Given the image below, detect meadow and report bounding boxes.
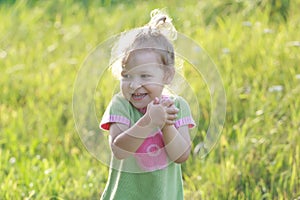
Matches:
[0,0,299,199]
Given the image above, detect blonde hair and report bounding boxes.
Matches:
[110,9,177,79]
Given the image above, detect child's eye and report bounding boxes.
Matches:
[121,74,130,78]
[141,74,151,78]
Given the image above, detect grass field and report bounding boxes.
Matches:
[1,0,299,199]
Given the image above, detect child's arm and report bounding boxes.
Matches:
[159,98,191,163]
[109,98,171,160]
[109,115,154,160]
[162,125,191,163]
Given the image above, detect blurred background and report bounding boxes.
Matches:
[0,0,299,199]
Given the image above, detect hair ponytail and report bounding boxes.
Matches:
[110,9,177,79]
[147,9,177,41]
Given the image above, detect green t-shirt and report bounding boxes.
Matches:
[100,93,195,200]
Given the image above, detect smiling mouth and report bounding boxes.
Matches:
[132,93,147,101]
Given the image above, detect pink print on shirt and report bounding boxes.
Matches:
[135,131,168,171]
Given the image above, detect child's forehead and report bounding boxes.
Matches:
[124,50,164,68]
[122,62,163,73]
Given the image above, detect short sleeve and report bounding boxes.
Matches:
[174,96,196,129]
[100,94,131,130]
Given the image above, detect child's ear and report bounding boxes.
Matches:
[163,66,175,84]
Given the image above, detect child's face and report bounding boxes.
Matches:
[121,50,170,109]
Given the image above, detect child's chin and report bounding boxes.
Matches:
[132,104,145,109]
[130,101,148,109]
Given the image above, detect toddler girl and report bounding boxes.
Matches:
[100,9,195,200]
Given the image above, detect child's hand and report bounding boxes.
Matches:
[146,97,167,128]
[146,97,179,128]
[160,98,179,126]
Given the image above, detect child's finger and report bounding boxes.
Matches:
[166,106,179,114]
[165,120,175,125]
[166,116,177,123]
[153,97,160,104]
[160,98,174,107]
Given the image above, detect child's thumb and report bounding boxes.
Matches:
[153,97,160,104]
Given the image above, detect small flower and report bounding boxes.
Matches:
[251,138,258,144]
[86,169,93,178]
[296,74,300,80]
[286,41,300,47]
[255,110,264,116]
[67,58,78,65]
[47,43,57,52]
[9,157,16,164]
[0,49,7,59]
[263,28,274,34]
[242,21,252,27]
[268,85,283,92]
[44,168,52,175]
[222,48,230,54]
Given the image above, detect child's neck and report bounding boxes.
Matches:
[137,106,147,114]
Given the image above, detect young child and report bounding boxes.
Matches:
[100,9,195,200]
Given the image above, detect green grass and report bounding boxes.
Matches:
[1,0,299,199]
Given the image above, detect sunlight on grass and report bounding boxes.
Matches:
[0,0,299,199]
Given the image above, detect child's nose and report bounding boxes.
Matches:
[129,81,141,90]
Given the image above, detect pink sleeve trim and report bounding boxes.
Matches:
[174,117,195,129]
[100,115,130,130]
